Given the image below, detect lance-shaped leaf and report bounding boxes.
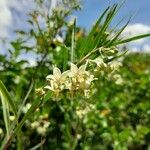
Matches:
[1,97,41,150]
[0,80,17,117]
[0,94,10,137]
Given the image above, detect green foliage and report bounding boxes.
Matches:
[0,81,17,117]
[0,0,150,149]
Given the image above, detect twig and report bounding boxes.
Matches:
[77,48,100,66]
[30,139,46,150]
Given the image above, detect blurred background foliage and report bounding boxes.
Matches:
[0,0,150,149]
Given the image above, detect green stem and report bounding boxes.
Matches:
[72,138,78,150]
[77,48,99,66]
[71,18,76,63]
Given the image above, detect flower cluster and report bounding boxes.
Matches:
[89,57,121,73]
[76,104,96,119]
[21,103,50,136]
[30,114,50,136]
[44,63,95,98]
[37,47,123,99]
[89,57,123,84]
[99,46,118,56]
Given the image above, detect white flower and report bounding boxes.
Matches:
[43,121,50,128]
[31,116,50,135]
[46,67,69,83]
[76,134,82,140]
[99,47,118,56]
[35,88,45,97]
[69,63,87,77]
[69,63,88,86]
[22,103,31,113]
[9,115,15,121]
[31,121,40,129]
[69,63,88,83]
[36,120,50,136]
[39,113,49,119]
[112,74,124,85]
[67,63,95,96]
[37,126,46,136]
[67,63,86,90]
[108,61,122,72]
[45,66,69,96]
[44,63,96,98]
[83,89,90,98]
[89,57,107,70]
[76,104,95,119]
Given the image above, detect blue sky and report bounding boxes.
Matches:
[0,0,150,62]
[73,0,150,52]
[75,0,150,28]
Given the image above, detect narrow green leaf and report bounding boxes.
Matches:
[0,80,17,118]
[0,96,10,137]
[15,98,41,134]
[1,98,41,149]
[89,6,110,36]
[105,20,130,46]
[71,18,76,63]
[114,33,150,45]
[88,4,118,50]
[17,80,34,117]
[79,6,110,56]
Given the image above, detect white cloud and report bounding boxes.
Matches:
[130,47,139,52]
[130,44,150,53]
[142,44,150,53]
[50,0,58,10]
[0,0,58,39]
[8,0,33,12]
[121,23,150,53]
[0,0,31,38]
[121,23,150,44]
[0,0,12,38]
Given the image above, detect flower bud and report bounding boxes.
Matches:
[35,88,45,97]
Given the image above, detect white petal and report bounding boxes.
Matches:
[44,86,53,90]
[70,63,78,75]
[90,57,104,67]
[78,64,86,74]
[61,70,69,80]
[53,67,61,79]
[46,75,55,80]
[50,80,56,89]
[78,77,84,83]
